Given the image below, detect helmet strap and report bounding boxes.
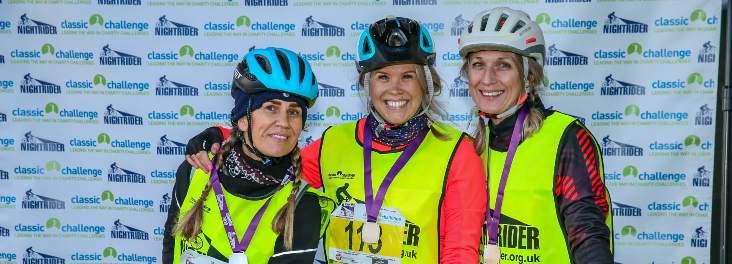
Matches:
[242,97,273,166]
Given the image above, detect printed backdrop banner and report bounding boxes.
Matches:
[0,0,723,263]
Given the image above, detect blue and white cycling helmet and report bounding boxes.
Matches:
[232,47,318,107]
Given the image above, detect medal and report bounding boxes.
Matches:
[484,107,527,264]
[483,244,500,264]
[362,121,427,246]
[228,253,248,264]
[362,221,381,243]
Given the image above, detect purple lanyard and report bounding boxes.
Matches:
[209,157,293,253]
[486,107,528,245]
[363,122,427,223]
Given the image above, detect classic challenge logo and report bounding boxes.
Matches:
[65,74,150,96]
[61,14,149,36]
[70,191,155,212]
[147,45,239,67]
[147,105,230,126]
[535,13,598,34]
[10,43,94,65]
[650,72,715,96]
[594,42,692,65]
[11,102,98,124]
[13,160,103,182]
[590,104,688,126]
[654,9,719,33]
[203,15,296,37]
[69,132,151,154]
[605,165,688,188]
[14,217,105,239]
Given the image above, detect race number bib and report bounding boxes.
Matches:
[327,203,405,264]
[180,249,227,264]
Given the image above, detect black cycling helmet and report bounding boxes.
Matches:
[356,16,436,73]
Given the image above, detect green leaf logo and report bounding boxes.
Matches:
[325,106,341,118]
[621,225,637,236]
[103,247,117,258]
[41,43,55,55]
[626,43,642,55]
[622,165,638,177]
[624,104,640,116]
[326,46,341,58]
[682,196,699,208]
[89,14,104,26]
[101,190,114,201]
[45,217,61,229]
[179,105,195,117]
[45,102,59,114]
[687,72,703,85]
[45,160,61,172]
[690,9,707,23]
[684,135,701,147]
[681,256,697,264]
[97,133,111,144]
[236,16,251,27]
[179,45,194,57]
[542,76,549,88]
[93,74,107,86]
[535,13,551,25]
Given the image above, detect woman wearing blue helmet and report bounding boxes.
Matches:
[162,47,333,264]
[183,17,487,263]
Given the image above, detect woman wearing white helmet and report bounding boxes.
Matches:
[459,7,613,264]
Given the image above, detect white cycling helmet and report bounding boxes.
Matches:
[459,7,545,67]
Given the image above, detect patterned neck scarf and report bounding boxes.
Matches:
[219,143,292,197]
[366,113,430,147]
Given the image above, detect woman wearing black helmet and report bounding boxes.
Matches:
[162,47,333,264]
[183,17,487,263]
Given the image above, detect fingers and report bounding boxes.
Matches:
[211,143,220,154]
[195,151,213,173]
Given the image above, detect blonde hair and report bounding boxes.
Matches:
[460,53,545,154]
[358,64,451,140]
[174,125,304,250]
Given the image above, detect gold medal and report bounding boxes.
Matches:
[361,221,381,244]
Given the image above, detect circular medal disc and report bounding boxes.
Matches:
[228,252,248,264]
[484,244,500,264]
[362,221,381,244]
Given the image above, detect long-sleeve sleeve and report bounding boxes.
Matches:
[554,122,613,263]
[162,161,193,264]
[439,137,487,264]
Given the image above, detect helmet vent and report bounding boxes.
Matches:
[480,14,490,31]
[255,55,272,75]
[297,56,307,83]
[467,22,473,33]
[495,13,509,31]
[510,20,526,33]
[274,50,291,79]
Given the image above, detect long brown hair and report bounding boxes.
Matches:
[460,53,545,154]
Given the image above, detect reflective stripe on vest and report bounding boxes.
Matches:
[319,120,464,263]
[482,112,613,263]
[173,167,292,264]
